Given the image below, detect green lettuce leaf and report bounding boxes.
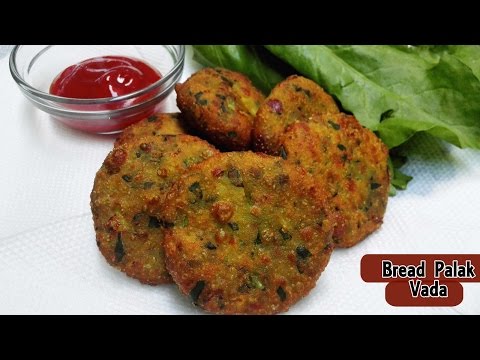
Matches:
[428,45,480,81]
[388,154,413,196]
[192,45,284,94]
[190,45,480,193]
[265,45,480,150]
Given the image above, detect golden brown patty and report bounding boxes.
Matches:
[114,113,187,147]
[175,68,265,151]
[253,75,339,154]
[90,135,218,285]
[161,152,334,314]
[279,113,390,248]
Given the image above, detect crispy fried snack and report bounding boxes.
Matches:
[91,135,218,284]
[253,75,339,154]
[279,114,389,247]
[114,113,187,147]
[161,152,334,314]
[176,68,265,151]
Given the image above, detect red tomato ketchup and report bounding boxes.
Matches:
[49,56,162,133]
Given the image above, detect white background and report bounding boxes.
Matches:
[0,45,479,314]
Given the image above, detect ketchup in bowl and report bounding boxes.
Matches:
[49,56,162,133]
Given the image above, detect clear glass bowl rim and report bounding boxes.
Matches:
[9,45,186,105]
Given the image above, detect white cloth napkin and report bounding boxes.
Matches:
[1,46,479,314]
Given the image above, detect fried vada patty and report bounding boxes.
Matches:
[175,68,265,151]
[253,75,339,154]
[279,114,389,248]
[114,113,187,147]
[161,152,335,314]
[90,134,218,285]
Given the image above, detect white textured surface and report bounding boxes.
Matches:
[0,46,479,314]
[0,45,13,59]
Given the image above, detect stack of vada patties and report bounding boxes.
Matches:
[90,67,389,314]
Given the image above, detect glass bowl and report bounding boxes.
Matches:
[9,45,185,134]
